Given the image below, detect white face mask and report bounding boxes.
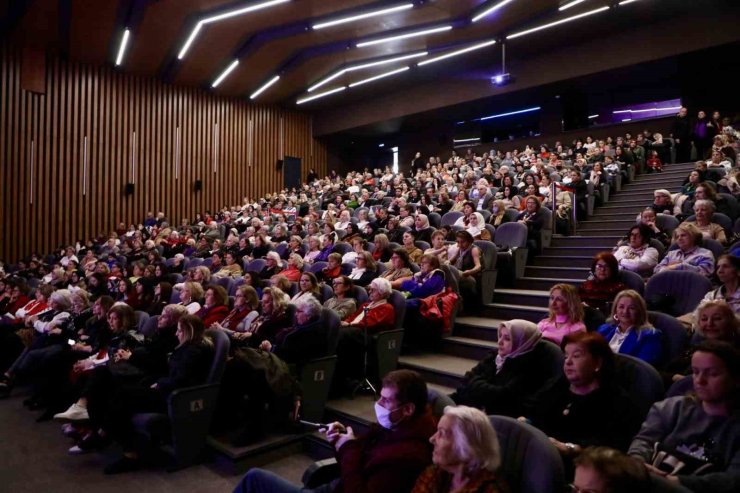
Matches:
[374,402,401,430]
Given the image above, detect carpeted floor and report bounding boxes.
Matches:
[0,389,313,493]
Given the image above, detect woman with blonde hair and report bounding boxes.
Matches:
[412,405,507,493]
[538,284,586,345]
[653,222,714,277]
[597,289,662,365]
[488,200,509,228]
[372,233,393,263]
[178,281,203,314]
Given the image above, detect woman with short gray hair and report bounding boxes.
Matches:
[412,405,507,492]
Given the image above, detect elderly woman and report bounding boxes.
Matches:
[281,253,303,282]
[342,237,367,265]
[687,199,727,244]
[291,272,321,303]
[613,224,660,276]
[317,252,342,284]
[381,249,414,289]
[579,253,628,313]
[539,284,587,345]
[653,222,715,277]
[372,233,393,263]
[213,251,243,279]
[303,235,322,265]
[178,281,203,314]
[259,251,284,280]
[402,231,424,265]
[662,299,739,387]
[412,405,508,493]
[638,208,671,247]
[466,212,491,241]
[196,285,229,327]
[681,182,733,218]
[702,254,740,313]
[451,319,555,416]
[526,332,643,457]
[629,341,740,492]
[323,276,357,320]
[348,251,378,287]
[212,285,260,339]
[233,287,292,348]
[597,290,662,365]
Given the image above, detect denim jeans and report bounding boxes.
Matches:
[232,468,336,493]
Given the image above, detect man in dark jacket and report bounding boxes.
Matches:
[233,369,436,493]
[670,107,692,163]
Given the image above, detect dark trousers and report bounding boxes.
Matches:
[102,384,167,452]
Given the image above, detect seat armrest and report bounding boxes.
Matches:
[302,458,340,488]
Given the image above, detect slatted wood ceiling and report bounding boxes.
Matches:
[0,45,327,262]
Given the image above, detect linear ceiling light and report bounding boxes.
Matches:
[211,60,240,88]
[348,66,410,88]
[478,106,541,121]
[559,0,588,11]
[308,51,427,93]
[250,75,281,99]
[313,3,414,30]
[506,5,610,40]
[115,29,131,66]
[588,114,599,119]
[356,25,452,48]
[296,86,346,105]
[453,137,481,143]
[618,0,640,5]
[417,39,496,66]
[472,0,515,23]
[177,0,291,60]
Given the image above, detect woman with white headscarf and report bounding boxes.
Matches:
[450,319,553,416]
[466,212,491,241]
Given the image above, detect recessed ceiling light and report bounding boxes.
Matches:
[313,3,414,30]
[178,0,291,60]
[348,66,410,88]
[250,75,281,99]
[115,29,131,66]
[472,0,515,23]
[211,60,240,88]
[296,86,346,105]
[506,6,610,40]
[417,39,497,66]
[356,25,452,48]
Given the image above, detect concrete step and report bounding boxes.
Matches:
[621,185,681,193]
[453,316,504,340]
[598,197,653,206]
[542,246,609,257]
[579,219,636,231]
[524,265,590,279]
[593,205,646,215]
[550,235,619,248]
[577,228,629,236]
[398,353,477,388]
[531,255,595,267]
[513,277,582,291]
[485,302,549,322]
[493,288,550,306]
[441,336,497,360]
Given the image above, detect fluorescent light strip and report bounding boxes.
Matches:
[613,106,681,114]
[559,0,587,11]
[212,60,240,88]
[308,51,427,93]
[418,39,496,66]
[356,25,452,48]
[349,66,410,88]
[250,75,280,99]
[472,0,515,23]
[588,114,599,119]
[453,137,481,143]
[115,29,131,66]
[178,0,291,60]
[296,86,346,105]
[479,106,541,121]
[506,5,610,40]
[618,0,639,5]
[622,118,632,122]
[313,3,414,30]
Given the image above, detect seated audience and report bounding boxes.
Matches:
[613,224,660,276]
[196,285,229,327]
[323,276,357,320]
[424,230,451,264]
[402,231,424,265]
[653,223,715,277]
[281,253,303,282]
[380,249,414,289]
[539,284,587,345]
[211,285,260,338]
[573,447,650,493]
[579,253,628,313]
[178,281,203,314]
[686,199,727,244]
[702,254,740,313]
[597,290,663,365]
[449,231,483,314]
[348,251,378,287]
[291,272,321,303]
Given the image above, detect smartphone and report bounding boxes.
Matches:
[67,339,76,346]
[299,420,330,430]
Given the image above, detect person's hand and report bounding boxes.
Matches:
[340,321,350,327]
[323,421,347,444]
[259,340,272,352]
[672,373,685,382]
[116,349,132,362]
[49,328,62,335]
[643,463,668,477]
[333,426,356,450]
[210,322,223,331]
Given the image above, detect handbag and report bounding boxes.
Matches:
[419,287,459,334]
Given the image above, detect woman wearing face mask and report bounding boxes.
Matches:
[538,284,587,345]
[488,200,510,228]
[412,405,508,493]
[452,319,555,417]
[525,332,643,460]
[628,341,740,492]
[597,290,662,365]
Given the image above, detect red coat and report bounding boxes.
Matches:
[343,301,395,334]
[335,410,437,493]
[198,304,229,327]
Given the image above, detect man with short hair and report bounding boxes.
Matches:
[233,369,435,493]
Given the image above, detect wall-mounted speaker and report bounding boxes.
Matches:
[124,183,135,195]
[276,159,284,171]
[194,179,202,192]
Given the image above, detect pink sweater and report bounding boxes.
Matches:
[537,315,586,345]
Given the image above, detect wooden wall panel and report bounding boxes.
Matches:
[0,46,327,262]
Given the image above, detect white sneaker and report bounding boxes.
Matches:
[68,445,90,455]
[53,403,89,422]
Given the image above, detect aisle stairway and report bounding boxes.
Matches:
[396,160,697,393]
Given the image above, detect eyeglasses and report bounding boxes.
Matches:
[332,282,344,287]
[594,263,609,270]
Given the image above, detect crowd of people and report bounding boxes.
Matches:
[0,108,738,489]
